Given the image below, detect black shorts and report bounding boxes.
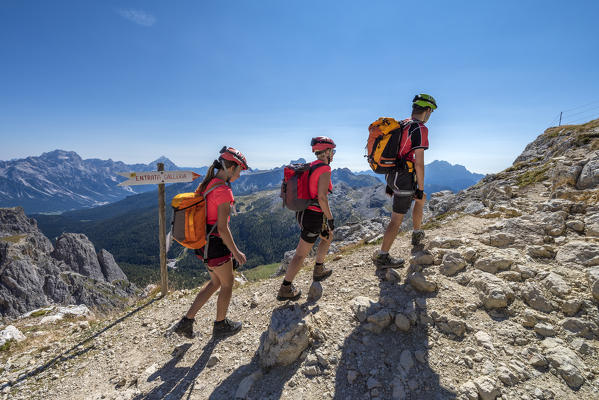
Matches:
[386,170,416,214]
[194,227,233,270]
[296,209,326,244]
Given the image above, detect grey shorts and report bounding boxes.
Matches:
[386,170,416,214]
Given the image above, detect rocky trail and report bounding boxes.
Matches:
[1,120,599,399]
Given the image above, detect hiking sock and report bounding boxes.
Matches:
[282,280,292,286]
[214,319,224,325]
[377,251,388,256]
[315,262,324,267]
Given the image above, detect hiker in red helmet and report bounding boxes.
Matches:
[174,146,249,338]
[373,94,437,268]
[277,137,336,300]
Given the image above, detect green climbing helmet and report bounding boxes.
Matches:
[412,93,437,110]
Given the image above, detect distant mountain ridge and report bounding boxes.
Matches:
[357,160,485,194]
[0,150,210,214]
[1,150,481,214]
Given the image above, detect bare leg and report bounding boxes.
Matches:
[315,235,332,264]
[381,212,405,252]
[284,239,313,282]
[185,271,221,319]
[412,195,426,230]
[211,260,235,321]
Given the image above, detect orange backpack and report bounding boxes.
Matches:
[170,182,226,249]
[366,117,411,173]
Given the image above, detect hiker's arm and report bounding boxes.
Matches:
[414,148,426,200]
[317,172,333,220]
[217,202,246,265]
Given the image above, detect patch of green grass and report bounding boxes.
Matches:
[243,263,280,282]
[0,339,14,352]
[29,309,52,318]
[0,234,26,243]
[575,132,599,146]
[516,163,550,187]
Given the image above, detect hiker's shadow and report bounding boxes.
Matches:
[209,302,320,400]
[333,263,457,399]
[134,337,221,400]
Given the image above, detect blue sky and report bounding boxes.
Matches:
[1,1,599,174]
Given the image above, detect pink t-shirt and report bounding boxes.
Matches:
[307,160,332,212]
[204,178,234,225]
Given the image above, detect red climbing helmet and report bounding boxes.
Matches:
[219,146,249,170]
[311,136,336,152]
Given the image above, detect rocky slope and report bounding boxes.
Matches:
[0,207,136,318]
[1,120,598,400]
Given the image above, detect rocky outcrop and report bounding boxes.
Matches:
[0,207,135,318]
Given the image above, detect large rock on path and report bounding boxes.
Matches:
[258,305,314,369]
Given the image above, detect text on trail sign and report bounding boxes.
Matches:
[117,170,200,186]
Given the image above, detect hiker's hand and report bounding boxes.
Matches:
[233,250,246,266]
[414,189,426,201]
[320,230,333,242]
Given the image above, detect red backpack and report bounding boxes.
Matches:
[280,162,327,211]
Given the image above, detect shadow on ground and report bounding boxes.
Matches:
[333,262,457,399]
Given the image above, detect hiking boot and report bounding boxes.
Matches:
[372,251,405,269]
[277,283,302,301]
[313,263,332,282]
[173,316,194,339]
[213,318,242,338]
[412,230,425,246]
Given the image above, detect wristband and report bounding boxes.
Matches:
[327,218,334,231]
[414,189,424,200]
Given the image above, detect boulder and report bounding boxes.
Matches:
[566,220,585,232]
[470,271,515,309]
[542,272,570,298]
[407,271,437,293]
[410,250,434,266]
[474,256,513,274]
[52,233,105,281]
[585,213,599,237]
[521,282,553,313]
[542,338,587,389]
[258,305,313,368]
[0,325,26,346]
[541,211,567,236]
[439,252,467,276]
[307,282,323,302]
[351,296,376,322]
[487,232,515,247]
[576,153,599,189]
[587,267,599,302]
[556,241,599,268]
[474,376,500,400]
[527,245,555,259]
[552,164,582,188]
[97,249,127,282]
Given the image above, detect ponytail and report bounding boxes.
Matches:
[196,163,218,194]
[195,158,238,193]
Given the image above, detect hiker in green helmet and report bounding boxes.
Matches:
[373,94,437,268]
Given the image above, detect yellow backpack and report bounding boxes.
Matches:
[366,117,410,173]
[170,182,225,249]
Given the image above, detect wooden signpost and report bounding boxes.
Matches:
[118,164,200,296]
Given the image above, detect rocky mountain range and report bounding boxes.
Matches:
[0,207,136,318]
[0,150,191,213]
[1,151,482,214]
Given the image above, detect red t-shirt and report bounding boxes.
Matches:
[307,160,332,212]
[397,119,429,163]
[204,178,234,225]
